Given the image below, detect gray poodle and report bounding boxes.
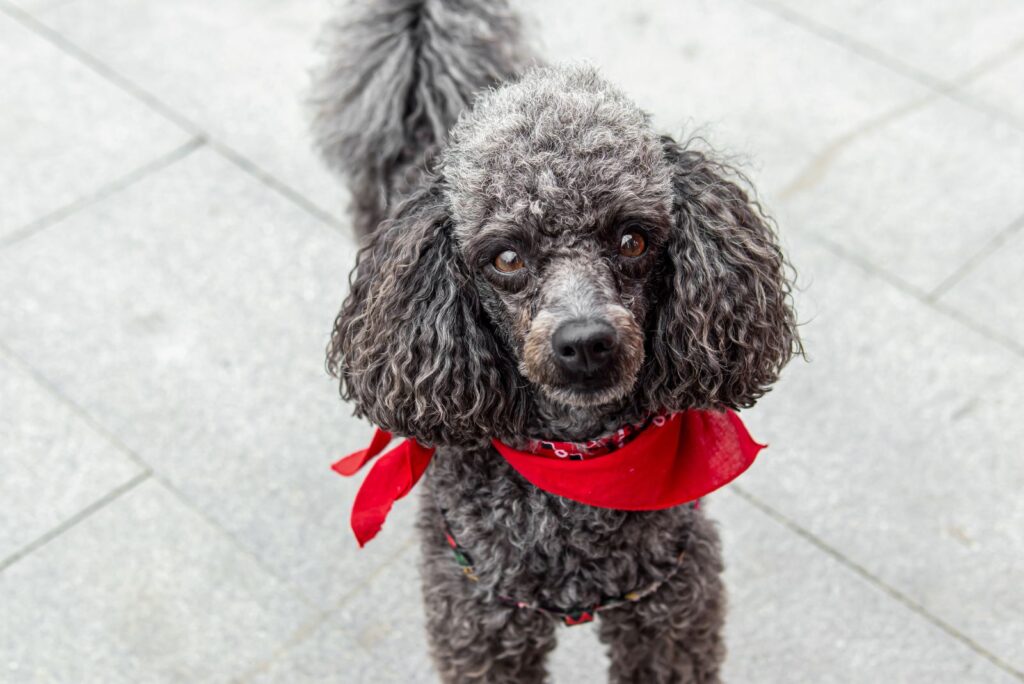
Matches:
[312,1,799,681]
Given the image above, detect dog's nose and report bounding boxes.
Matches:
[552,319,617,377]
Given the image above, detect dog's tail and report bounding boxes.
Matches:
[311,0,534,237]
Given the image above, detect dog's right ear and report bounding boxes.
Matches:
[328,176,528,446]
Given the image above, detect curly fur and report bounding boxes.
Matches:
[640,139,799,412]
[326,180,531,446]
[313,2,800,681]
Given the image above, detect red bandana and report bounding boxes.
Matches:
[333,409,763,547]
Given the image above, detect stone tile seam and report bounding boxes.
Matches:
[928,298,1024,358]
[739,0,943,88]
[745,0,1024,144]
[208,138,344,231]
[938,38,1024,139]
[0,0,200,135]
[927,212,1024,303]
[0,0,345,237]
[0,470,152,573]
[0,340,151,473]
[729,486,1024,681]
[777,91,936,201]
[150,475,320,612]
[230,536,418,684]
[0,136,207,251]
[796,228,1024,359]
[947,87,1024,138]
[0,341,316,609]
[774,29,1024,203]
[742,0,1024,102]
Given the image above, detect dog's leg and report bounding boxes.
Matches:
[417,492,557,684]
[420,547,557,683]
[597,518,727,684]
[598,570,726,684]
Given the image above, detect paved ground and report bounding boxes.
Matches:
[1,0,1022,682]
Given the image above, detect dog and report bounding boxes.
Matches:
[312,1,799,681]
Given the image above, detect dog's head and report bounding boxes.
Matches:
[329,65,798,445]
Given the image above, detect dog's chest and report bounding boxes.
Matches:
[423,445,702,610]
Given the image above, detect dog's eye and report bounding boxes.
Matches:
[618,230,647,258]
[493,249,526,273]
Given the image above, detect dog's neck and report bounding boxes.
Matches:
[525,392,648,444]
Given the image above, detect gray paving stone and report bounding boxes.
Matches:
[245,491,1014,683]
[0,12,190,241]
[518,0,929,197]
[244,545,431,684]
[0,479,312,683]
[760,0,1024,82]
[713,491,1019,683]
[0,148,413,606]
[0,350,142,563]
[738,233,1024,672]
[962,50,1024,128]
[38,0,344,219]
[778,94,1024,293]
[937,226,1024,346]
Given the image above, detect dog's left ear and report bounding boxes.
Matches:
[642,137,800,410]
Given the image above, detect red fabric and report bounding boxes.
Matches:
[332,430,434,547]
[565,611,594,625]
[492,410,762,510]
[332,409,763,545]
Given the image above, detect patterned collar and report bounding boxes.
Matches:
[523,413,665,461]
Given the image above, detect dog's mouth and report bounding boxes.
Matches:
[541,375,638,408]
